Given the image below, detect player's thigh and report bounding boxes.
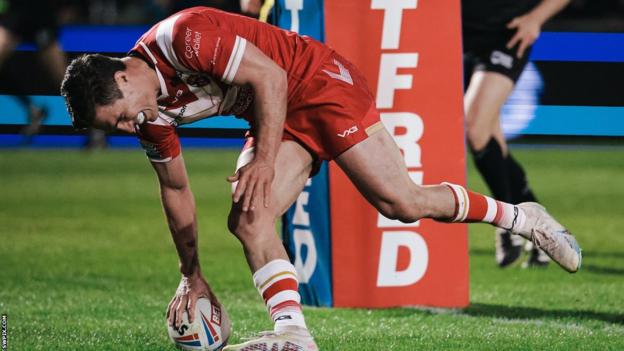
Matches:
[464,71,514,147]
[334,128,416,209]
[232,139,313,217]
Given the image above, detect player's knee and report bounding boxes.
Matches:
[465,112,494,150]
[226,209,273,245]
[466,127,491,151]
[227,211,251,242]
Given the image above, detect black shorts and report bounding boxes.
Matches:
[462,28,532,88]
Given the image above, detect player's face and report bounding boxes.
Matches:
[93,73,159,133]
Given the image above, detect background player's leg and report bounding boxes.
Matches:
[0,26,18,67]
[465,70,548,267]
[227,140,316,339]
[465,71,513,152]
[465,71,515,205]
[465,71,521,266]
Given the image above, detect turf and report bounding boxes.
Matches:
[1,147,623,350]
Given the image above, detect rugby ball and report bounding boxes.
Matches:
[167,298,231,351]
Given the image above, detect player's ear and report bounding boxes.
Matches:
[114,71,129,87]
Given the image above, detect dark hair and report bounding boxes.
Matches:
[60,54,126,129]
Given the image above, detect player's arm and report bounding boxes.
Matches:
[168,15,286,210]
[506,0,570,58]
[225,43,288,212]
[151,155,213,328]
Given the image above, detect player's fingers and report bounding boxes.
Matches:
[517,41,528,58]
[506,17,519,29]
[226,171,239,183]
[233,174,248,204]
[175,295,188,328]
[263,180,271,208]
[166,297,174,319]
[167,296,178,325]
[506,34,520,50]
[251,182,263,211]
[187,297,197,324]
[243,178,256,211]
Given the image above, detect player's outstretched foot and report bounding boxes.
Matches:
[495,228,524,267]
[224,326,318,351]
[522,241,550,268]
[513,202,582,273]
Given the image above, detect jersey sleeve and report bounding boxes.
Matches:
[137,122,181,163]
[165,13,247,84]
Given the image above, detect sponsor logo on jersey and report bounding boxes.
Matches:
[174,105,188,124]
[211,37,222,66]
[184,26,202,59]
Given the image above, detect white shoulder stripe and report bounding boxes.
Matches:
[139,42,158,64]
[155,14,189,73]
[139,42,169,96]
[222,36,247,83]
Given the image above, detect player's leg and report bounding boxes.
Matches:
[0,26,18,67]
[464,71,513,203]
[225,139,318,351]
[335,127,581,273]
[38,41,67,84]
[465,70,525,266]
[466,70,549,267]
[491,120,550,267]
[465,70,513,153]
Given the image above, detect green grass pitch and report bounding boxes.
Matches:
[1,147,623,350]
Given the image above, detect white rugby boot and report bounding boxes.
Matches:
[224,326,318,351]
[512,202,582,273]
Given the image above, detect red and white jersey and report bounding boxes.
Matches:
[131,7,332,162]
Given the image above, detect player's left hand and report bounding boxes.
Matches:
[506,14,542,59]
[227,157,275,211]
[167,274,213,329]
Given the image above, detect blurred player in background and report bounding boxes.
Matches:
[60,7,581,350]
[0,0,66,142]
[0,0,108,148]
[462,0,570,268]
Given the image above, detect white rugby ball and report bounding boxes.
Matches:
[167,298,231,351]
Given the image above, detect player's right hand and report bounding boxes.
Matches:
[506,13,542,58]
[166,274,213,329]
[227,157,275,212]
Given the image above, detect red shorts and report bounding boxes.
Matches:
[284,52,382,160]
[245,51,383,163]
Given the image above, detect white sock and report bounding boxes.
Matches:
[253,259,307,332]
